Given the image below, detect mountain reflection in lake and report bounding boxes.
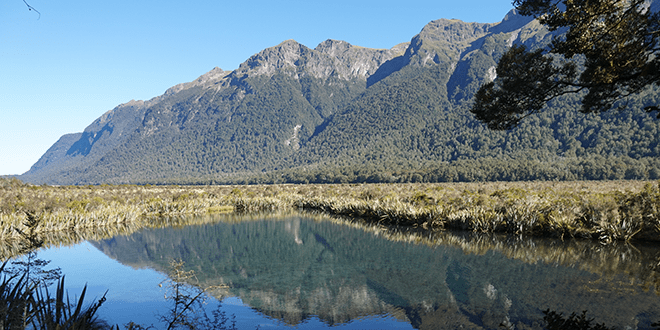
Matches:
[47,214,660,329]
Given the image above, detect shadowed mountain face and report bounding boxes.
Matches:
[91,215,660,329]
[21,5,660,185]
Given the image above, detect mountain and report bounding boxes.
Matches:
[21,8,660,185]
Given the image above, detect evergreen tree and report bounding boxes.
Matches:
[471,0,660,129]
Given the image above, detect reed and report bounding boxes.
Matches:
[0,262,36,329]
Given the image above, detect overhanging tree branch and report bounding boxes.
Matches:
[23,0,40,19]
[471,0,660,129]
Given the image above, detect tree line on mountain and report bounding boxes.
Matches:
[132,155,658,185]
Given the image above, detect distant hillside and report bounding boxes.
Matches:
[21,8,660,185]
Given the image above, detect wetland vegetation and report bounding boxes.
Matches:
[1,178,659,258]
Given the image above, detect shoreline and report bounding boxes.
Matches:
[1,179,659,257]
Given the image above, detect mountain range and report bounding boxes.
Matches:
[20,8,660,185]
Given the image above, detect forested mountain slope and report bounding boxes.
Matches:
[20,8,660,185]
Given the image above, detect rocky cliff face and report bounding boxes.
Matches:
[163,67,228,96]
[229,39,408,82]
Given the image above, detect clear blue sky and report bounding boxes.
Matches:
[0,0,514,176]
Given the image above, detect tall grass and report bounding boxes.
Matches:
[0,241,108,330]
[293,181,660,243]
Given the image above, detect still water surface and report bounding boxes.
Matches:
[34,214,660,329]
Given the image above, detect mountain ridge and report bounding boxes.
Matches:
[20,7,660,185]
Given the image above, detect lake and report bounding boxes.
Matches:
[25,213,660,329]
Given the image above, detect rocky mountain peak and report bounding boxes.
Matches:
[193,67,226,85]
[488,8,535,35]
[315,39,409,79]
[405,19,492,66]
[231,38,406,81]
[314,39,353,57]
[236,39,311,77]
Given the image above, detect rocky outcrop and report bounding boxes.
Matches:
[314,39,408,79]
[163,67,228,96]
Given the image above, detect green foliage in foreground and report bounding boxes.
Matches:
[0,212,108,330]
[472,0,660,129]
[0,257,238,330]
[32,277,108,330]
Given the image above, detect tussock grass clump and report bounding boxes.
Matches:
[295,197,445,229]
[291,181,660,243]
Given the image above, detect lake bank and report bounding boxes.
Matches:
[1,179,659,258]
